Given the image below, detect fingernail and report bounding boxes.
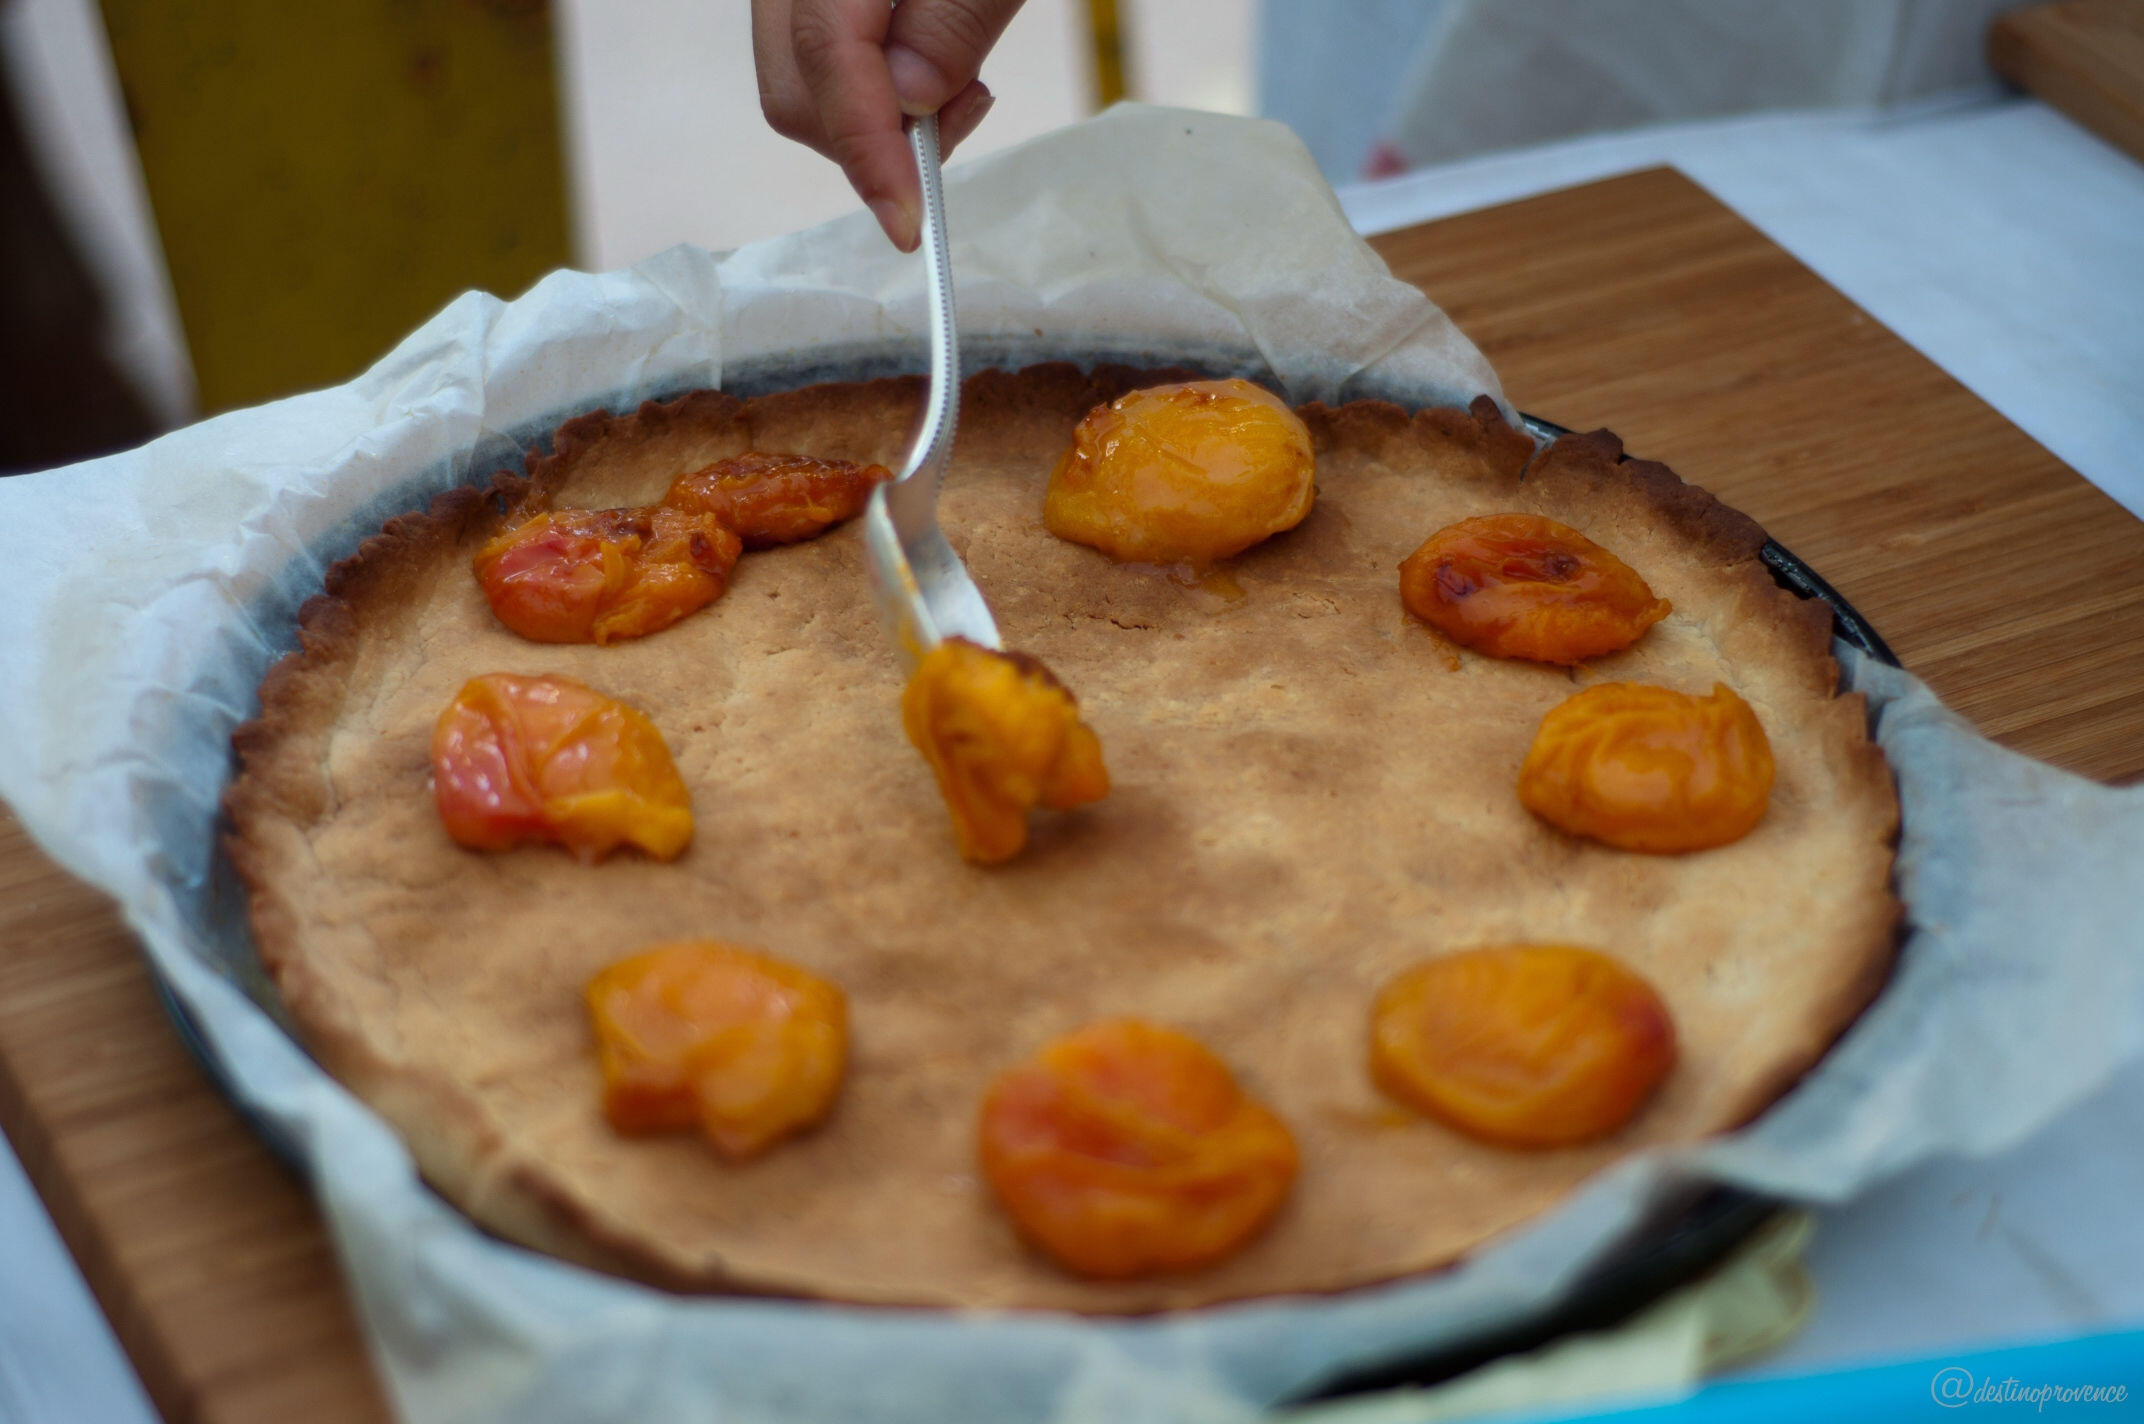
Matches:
[871,197,918,252]
[944,90,994,151]
[885,44,943,115]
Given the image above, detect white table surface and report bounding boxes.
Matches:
[5,93,2143,1423]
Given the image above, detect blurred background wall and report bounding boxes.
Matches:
[1,0,2015,472]
[0,0,1253,469]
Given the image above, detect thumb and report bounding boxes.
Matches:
[883,0,1026,116]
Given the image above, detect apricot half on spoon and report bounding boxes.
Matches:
[979,1018,1299,1278]
[901,638,1109,865]
[1371,946,1677,1148]
[1400,513,1669,664]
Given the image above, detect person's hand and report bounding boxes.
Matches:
[754,0,1025,252]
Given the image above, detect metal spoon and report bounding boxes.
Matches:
[861,112,1002,665]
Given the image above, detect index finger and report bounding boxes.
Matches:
[791,0,922,250]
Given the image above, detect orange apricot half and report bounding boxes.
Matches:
[1044,378,1315,569]
[472,505,742,645]
[1371,946,1677,1148]
[663,452,888,549]
[1519,682,1775,853]
[1399,513,1669,664]
[979,1019,1299,1278]
[431,672,691,862]
[587,941,846,1159]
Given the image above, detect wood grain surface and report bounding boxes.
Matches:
[1373,168,2144,786]
[1990,0,2144,165]
[0,811,391,1424]
[1,167,2139,1424]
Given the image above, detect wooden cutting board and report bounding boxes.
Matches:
[1990,0,2144,166]
[2,167,2140,1424]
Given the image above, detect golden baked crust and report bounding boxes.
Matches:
[225,364,1898,1311]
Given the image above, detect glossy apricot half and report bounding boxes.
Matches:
[1519,682,1775,853]
[1399,513,1669,664]
[472,505,742,645]
[1371,946,1677,1148]
[663,452,889,549]
[901,638,1109,864]
[1044,378,1315,568]
[431,672,692,862]
[979,1018,1299,1278]
[587,941,846,1159]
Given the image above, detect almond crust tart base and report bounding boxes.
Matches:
[225,364,1899,1313]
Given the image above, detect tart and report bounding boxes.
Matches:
[224,364,1898,1312]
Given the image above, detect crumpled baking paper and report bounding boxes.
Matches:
[1290,1214,1817,1424]
[0,105,2139,1424]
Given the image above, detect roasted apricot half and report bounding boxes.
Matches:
[431,672,692,862]
[979,1018,1299,1278]
[587,941,846,1159]
[1519,682,1775,853]
[663,452,888,549]
[1371,946,1677,1148]
[1044,378,1315,568]
[901,638,1109,864]
[472,505,742,645]
[1399,513,1669,664]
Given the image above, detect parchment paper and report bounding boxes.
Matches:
[1,106,2139,1424]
